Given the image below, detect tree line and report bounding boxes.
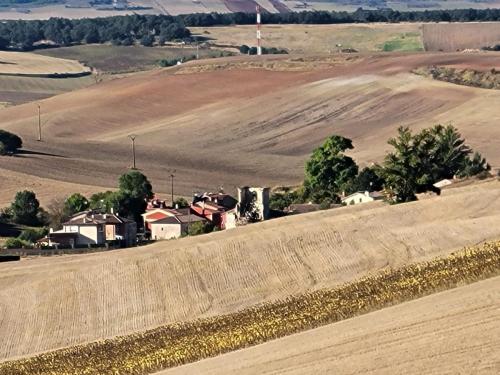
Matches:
[271,124,491,210]
[0,15,190,51]
[3,8,500,51]
[179,8,500,26]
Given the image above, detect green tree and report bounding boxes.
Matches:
[304,135,358,202]
[10,190,40,225]
[117,171,154,224]
[140,34,154,47]
[0,129,22,154]
[381,125,490,203]
[64,193,89,216]
[380,127,421,203]
[459,151,490,177]
[119,171,153,199]
[173,197,189,208]
[345,166,385,194]
[89,191,119,212]
[18,228,48,243]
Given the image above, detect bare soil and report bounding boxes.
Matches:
[1,52,500,205]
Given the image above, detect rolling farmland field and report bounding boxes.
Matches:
[190,23,424,53]
[1,52,500,205]
[35,44,228,74]
[0,51,94,106]
[163,275,500,375]
[0,179,499,361]
[422,22,500,51]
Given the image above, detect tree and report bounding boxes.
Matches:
[381,125,490,203]
[239,44,250,54]
[47,197,68,230]
[0,35,8,50]
[89,191,119,212]
[117,171,154,224]
[0,129,22,155]
[10,190,40,225]
[304,135,358,202]
[119,171,153,199]
[64,193,89,216]
[459,151,490,177]
[173,197,189,208]
[345,166,385,194]
[140,34,154,47]
[380,127,422,203]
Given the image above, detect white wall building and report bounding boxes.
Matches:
[341,191,384,206]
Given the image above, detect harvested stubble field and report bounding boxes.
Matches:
[190,23,424,53]
[0,51,94,106]
[1,52,500,205]
[0,180,499,363]
[0,239,499,374]
[164,274,500,375]
[422,22,500,51]
[0,51,90,76]
[35,44,227,74]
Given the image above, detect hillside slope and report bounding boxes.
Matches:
[163,275,500,375]
[0,180,499,361]
[0,52,499,205]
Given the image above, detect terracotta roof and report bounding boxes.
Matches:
[152,214,207,225]
[64,211,133,226]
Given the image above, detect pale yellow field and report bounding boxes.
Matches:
[0,180,499,361]
[163,275,500,375]
[0,51,90,76]
[191,23,424,53]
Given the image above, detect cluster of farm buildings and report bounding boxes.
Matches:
[39,178,436,249]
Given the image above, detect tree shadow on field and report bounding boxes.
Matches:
[15,149,67,158]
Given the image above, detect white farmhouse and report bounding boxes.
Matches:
[341,191,384,205]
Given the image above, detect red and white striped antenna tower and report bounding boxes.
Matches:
[256,5,262,56]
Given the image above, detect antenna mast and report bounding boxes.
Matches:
[256,5,262,56]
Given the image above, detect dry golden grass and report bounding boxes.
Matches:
[423,22,500,52]
[191,24,423,53]
[0,180,499,363]
[164,274,500,375]
[0,51,90,76]
[0,240,498,375]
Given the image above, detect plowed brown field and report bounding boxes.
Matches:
[1,52,500,205]
[0,179,499,361]
[162,275,500,375]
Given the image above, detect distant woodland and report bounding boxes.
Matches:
[2,9,500,50]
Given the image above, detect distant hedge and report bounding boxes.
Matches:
[0,129,22,155]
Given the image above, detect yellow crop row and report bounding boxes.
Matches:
[1,240,499,375]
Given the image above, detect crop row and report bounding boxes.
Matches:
[1,240,499,375]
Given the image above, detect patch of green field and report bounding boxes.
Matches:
[35,45,228,74]
[380,32,424,52]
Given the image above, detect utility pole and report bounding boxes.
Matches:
[169,170,176,207]
[128,135,136,169]
[196,42,199,60]
[37,104,42,141]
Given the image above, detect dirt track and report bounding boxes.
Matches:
[1,52,500,205]
[0,180,499,361]
[162,275,500,375]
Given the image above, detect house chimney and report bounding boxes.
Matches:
[364,191,369,197]
[110,207,114,214]
[49,228,53,233]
